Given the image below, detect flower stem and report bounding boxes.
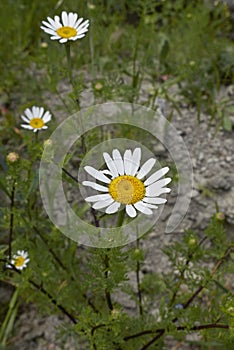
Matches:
[117,209,125,227]
[136,239,143,316]
[65,43,74,88]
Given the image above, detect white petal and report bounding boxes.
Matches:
[84,166,111,184]
[92,198,114,209]
[144,167,170,186]
[38,107,44,119]
[152,178,171,188]
[101,170,112,176]
[131,148,141,176]
[146,185,171,197]
[42,111,51,123]
[41,21,55,29]
[59,38,68,43]
[24,108,34,120]
[51,35,60,40]
[76,19,89,30]
[112,149,124,175]
[21,115,29,123]
[143,197,167,204]
[32,106,38,116]
[40,27,57,35]
[47,16,61,29]
[105,202,121,214]
[134,202,153,215]
[21,124,33,130]
[103,152,119,178]
[62,11,68,26]
[77,27,89,35]
[75,17,84,28]
[82,181,109,192]
[85,194,112,202]
[69,13,78,27]
[123,149,132,175]
[142,203,158,209]
[137,158,156,179]
[75,34,86,39]
[126,204,137,218]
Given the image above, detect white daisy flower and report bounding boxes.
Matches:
[8,250,30,270]
[40,11,89,44]
[82,148,172,218]
[21,106,52,133]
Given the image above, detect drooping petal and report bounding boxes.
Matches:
[136,158,156,179]
[112,149,124,175]
[126,204,137,218]
[103,152,119,178]
[105,202,121,214]
[144,167,170,186]
[82,181,109,192]
[134,202,153,215]
[84,166,111,184]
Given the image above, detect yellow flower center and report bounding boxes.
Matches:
[15,256,25,268]
[56,26,77,38]
[29,118,44,129]
[109,175,145,205]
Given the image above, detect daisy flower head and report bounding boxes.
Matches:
[40,11,89,44]
[82,147,171,218]
[21,106,52,133]
[8,250,30,270]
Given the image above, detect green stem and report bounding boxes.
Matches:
[136,239,143,316]
[65,42,74,88]
[0,288,19,346]
[117,209,125,227]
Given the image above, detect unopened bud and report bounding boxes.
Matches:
[7,152,19,163]
[216,212,225,221]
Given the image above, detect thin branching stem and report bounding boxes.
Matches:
[62,167,80,184]
[0,260,77,324]
[169,236,207,307]
[124,244,233,349]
